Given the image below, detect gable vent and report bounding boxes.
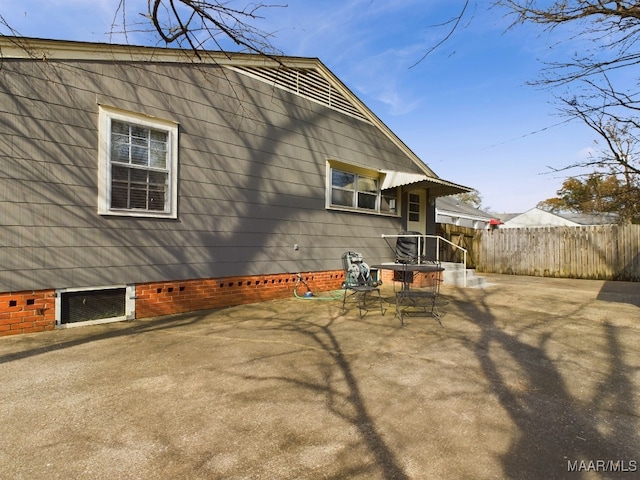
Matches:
[229,65,371,123]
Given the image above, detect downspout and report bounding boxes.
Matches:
[401,189,408,229]
[425,190,437,262]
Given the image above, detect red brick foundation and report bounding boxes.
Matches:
[0,270,346,337]
[135,270,346,319]
[0,290,56,336]
[379,268,441,288]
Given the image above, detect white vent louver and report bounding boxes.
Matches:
[229,65,371,123]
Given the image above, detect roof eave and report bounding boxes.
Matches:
[437,210,494,222]
[1,36,463,187]
[1,36,439,177]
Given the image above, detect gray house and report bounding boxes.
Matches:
[436,196,496,230]
[0,37,469,335]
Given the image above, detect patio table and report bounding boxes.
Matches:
[372,263,445,326]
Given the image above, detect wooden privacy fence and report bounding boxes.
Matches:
[476,225,640,281]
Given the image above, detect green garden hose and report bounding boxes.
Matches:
[294,273,343,300]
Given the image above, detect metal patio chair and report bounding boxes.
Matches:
[341,251,385,318]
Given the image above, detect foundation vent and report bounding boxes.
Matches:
[57,286,135,327]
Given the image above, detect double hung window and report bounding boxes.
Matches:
[98,106,178,218]
[331,169,379,210]
[328,163,397,215]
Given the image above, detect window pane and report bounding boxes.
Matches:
[149,141,167,168]
[150,138,166,150]
[148,187,166,211]
[111,184,129,209]
[130,125,148,140]
[112,165,129,181]
[149,171,167,186]
[131,145,148,166]
[111,120,129,135]
[111,134,130,163]
[131,135,147,148]
[332,170,355,189]
[129,186,148,209]
[357,192,377,210]
[358,176,377,193]
[130,168,148,184]
[381,193,397,214]
[112,163,131,209]
[332,188,353,207]
[150,129,166,142]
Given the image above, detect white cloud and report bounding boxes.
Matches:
[576,146,597,160]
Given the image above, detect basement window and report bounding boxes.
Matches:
[55,285,135,328]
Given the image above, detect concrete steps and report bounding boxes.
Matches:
[441,262,488,288]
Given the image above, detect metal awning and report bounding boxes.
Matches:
[380,170,472,197]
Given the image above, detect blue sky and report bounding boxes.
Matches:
[1,0,600,213]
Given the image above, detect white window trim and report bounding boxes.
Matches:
[55,284,136,329]
[98,105,179,218]
[325,160,399,217]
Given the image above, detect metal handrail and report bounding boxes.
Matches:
[381,233,468,287]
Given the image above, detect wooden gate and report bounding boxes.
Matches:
[436,224,479,268]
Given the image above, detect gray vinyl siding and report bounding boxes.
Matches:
[0,58,423,292]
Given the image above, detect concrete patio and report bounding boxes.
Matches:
[1,274,639,479]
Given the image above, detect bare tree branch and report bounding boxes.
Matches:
[409,0,471,68]
[144,0,285,56]
[498,1,640,84]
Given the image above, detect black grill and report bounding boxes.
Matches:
[61,288,126,324]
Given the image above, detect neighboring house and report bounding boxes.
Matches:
[436,197,497,230]
[501,208,618,228]
[434,197,498,268]
[0,37,470,335]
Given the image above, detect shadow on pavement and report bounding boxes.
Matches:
[1,276,639,479]
[597,280,640,307]
[451,280,639,479]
